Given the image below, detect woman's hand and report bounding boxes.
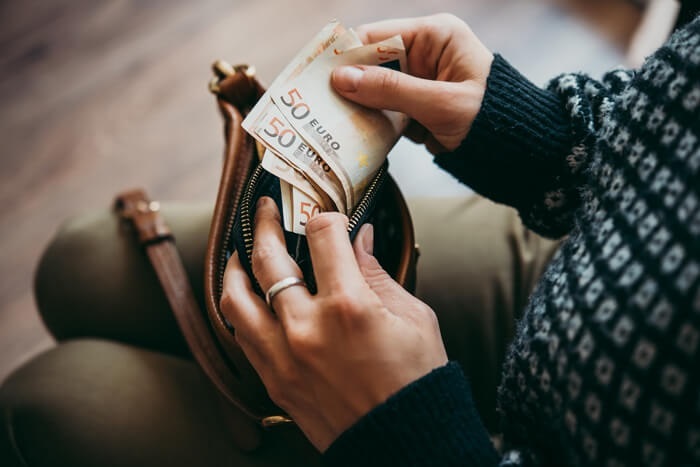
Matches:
[221,197,448,452]
[331,14,494,154]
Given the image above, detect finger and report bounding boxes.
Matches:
[353,17,422,48]
[252,197,312,315]
[222,253,298,393]
[355,14,463,80]
[352,224,416,315]
[221,252,284,350]
[331,65,465,125]
[305,212,366,295]
[222,252,283,379]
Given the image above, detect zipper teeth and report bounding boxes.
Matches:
[347,164,385,232]
[219,162,385,291]
[239,165,263,261]
[217,164,262,298]
[216,217,236,298]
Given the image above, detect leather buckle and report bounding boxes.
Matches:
[208,61,256,95]
[114,189,172,245]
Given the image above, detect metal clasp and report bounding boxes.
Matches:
[114,189,172,245]
[261,415,295,428]
[208,60,256,94]
[115,189,160,221]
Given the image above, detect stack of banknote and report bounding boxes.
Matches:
[241,21,408,234]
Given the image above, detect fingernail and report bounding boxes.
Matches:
[333,66,363,92]
[359,223,374,255]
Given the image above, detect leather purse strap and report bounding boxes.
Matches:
[113,188,263,451]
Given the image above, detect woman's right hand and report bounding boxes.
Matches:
[331,14,494,154]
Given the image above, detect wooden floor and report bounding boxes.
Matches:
[0,0,641,381]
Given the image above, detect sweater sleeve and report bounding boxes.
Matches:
[434,54,634,238]
[322,362,499,467]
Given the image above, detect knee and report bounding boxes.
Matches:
[0,340,238,467]
[34,214,86,336]
[34,210,130,338]
[0,347,81,467]
[34,204,212,333]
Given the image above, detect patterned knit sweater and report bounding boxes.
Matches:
[322,14,700,467]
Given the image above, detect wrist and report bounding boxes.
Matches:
[458,53,572,161]
[433,54,574,212]
[461,77,489,138]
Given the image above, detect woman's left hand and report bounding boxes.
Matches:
[221,196,448,452]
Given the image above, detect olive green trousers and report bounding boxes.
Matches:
[0,196,559,467]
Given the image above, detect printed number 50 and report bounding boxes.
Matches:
[280,88,311,120]
[299,202,320,226]
[263,117,296,148]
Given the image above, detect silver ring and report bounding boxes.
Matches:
[265,276,306,307]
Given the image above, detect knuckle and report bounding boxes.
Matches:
[256,197,281,222]
[220,290,235,312]
[367,277,397,302]
[329,291,360,314]
[356,255,402,295]
[324,291,369,326]
[358,255,388,281]
[438,12,459,23]
[422,14,469,45]
[305,212,347,237]
[376,68,401,94]
[431,12,462,29]
[251,243,276,274]
[286,327,321,361]
[220,286,247,316]
[420,304,441,329]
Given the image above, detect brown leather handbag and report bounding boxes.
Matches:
[117,60,417,457]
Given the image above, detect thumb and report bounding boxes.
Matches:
[332,65,448,121]
[352,224,413,308]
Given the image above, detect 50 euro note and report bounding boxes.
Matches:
[243,23,362,145]
[262,149,330,235]
[242,22,363,228]
[242,20,347,135]
[271,34,409,208]
[279,179,323,235]
[260,149,333,211]
[266,149,326,235]
[241,22,407,235]
[254,105,346,213]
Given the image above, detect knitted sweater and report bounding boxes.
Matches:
[323,14,700,467]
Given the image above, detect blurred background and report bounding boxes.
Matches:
[0,0,680,381]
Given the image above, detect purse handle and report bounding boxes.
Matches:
[113,188,267,451]
[203,64,299,426]
[114,61,292,450]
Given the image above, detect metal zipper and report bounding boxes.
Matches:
[237,165,263,263]
[346,163,386,233]
[218,163,387,296]
[216,164,263,299]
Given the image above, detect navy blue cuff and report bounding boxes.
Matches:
[434,54,573,213]
[322,362,499,467]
